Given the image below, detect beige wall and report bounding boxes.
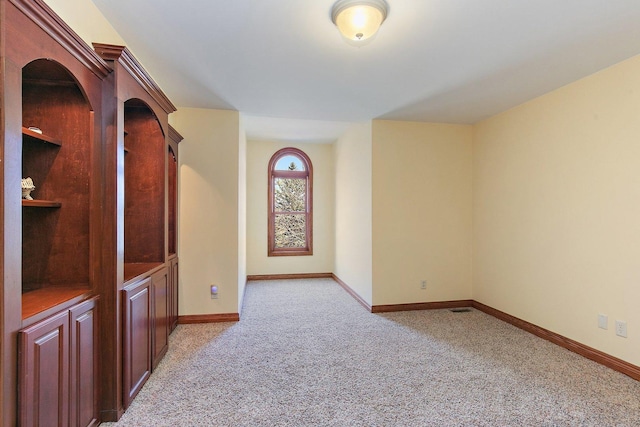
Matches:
[372,120,473,306]
[171,108,241,316]
[473,54,640,365]
[37,0,640,368]
[44,0,125,46]
[246,140,334,275]
[44,0,247,315]
[238,119,247,311]
[334,123,373,305]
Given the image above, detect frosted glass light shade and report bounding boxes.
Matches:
[331,0,388,43]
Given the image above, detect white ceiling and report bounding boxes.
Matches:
[91,0,640,141]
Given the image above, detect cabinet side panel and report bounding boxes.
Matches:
[170,258,178,332]
[2,56,24,427]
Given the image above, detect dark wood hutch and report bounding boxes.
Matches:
[0,1,180,425]
[168,125,183,334]
[92,42,177,420]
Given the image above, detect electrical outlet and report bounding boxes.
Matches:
[420,280,427,290]
[598,314,608,330]
[615,320,627,338]
[210,284,218,299]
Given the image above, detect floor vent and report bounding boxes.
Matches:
[450,308,472,313]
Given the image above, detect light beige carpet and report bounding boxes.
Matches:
[103,278,640,426]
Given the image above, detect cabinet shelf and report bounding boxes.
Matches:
[124,262,164,283]
[22,127,62,146]
[22,200,61,208]
[22,287,91,320]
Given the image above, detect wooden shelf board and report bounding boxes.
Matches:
[124,262,164,283]
[22,200,61,208]
[22,127,62,146]
[22,287,91,320]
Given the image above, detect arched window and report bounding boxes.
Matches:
[268,147,313,256]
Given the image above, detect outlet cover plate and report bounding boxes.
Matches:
[615,320,627,338]
[598,314,608,330]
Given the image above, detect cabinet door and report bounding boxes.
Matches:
[19,310,69,427]
[122,278,151,408]
[69,297,99,427]
[169,257,179,332]
[151,269,169,370]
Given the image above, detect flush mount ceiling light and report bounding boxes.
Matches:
[331,0,389,44]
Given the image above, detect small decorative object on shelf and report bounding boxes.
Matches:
[21,177,35,200]
[27,126,42,134]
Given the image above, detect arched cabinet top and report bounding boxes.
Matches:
[23,58,95,111]
[124,98,166,138]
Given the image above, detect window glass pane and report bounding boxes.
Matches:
[274,178,306,212]
[274,213,306,248]
[275,155,305,171]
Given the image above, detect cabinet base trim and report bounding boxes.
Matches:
[99,407,125,422]
[178,313,239,324]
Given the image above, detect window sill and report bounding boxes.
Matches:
[268,249,313,257]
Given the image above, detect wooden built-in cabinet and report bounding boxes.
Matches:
[122,266,170,408]
[19,297,99,427]
[0,1,179,425]
[93,43,177,420]
[1,1,110,425]
[168,134,179,257]
[168,125,183,333]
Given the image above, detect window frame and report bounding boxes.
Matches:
[268,147,313,257]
